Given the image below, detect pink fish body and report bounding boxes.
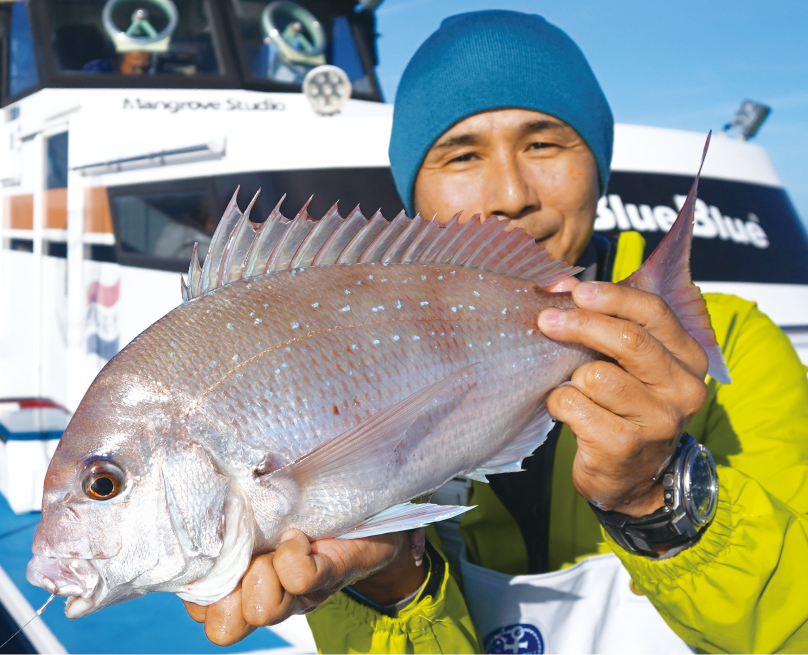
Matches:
[27,139,728,618]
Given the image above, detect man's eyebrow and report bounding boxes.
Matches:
[431,133,480,150]
[520,119,566,136]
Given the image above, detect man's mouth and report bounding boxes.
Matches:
[26,555,107,618]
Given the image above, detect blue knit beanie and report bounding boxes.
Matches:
[389,10,614,216]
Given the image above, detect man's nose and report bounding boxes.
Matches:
[485,156,538,220]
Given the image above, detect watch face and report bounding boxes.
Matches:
[684,447,718,525]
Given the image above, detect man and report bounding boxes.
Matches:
[185,11,808,652]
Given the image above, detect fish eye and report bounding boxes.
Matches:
[81,460,125,501]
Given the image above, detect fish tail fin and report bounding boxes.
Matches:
[618,132,731,384]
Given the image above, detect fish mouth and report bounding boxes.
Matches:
[26,555,108,618]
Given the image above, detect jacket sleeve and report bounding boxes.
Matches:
[611,295,808,654]
[306,542,481,654]
[608,467,808,654]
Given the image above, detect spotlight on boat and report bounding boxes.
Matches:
[723,101,771,140]
[303,65,352,115]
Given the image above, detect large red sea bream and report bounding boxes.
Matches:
[27,142,728,618]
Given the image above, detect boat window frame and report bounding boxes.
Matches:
[20,0,243,95]
[220,0,383,102]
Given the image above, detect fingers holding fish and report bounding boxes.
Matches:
[200,582,258,646]
[241,553,300,626]
[538,305,681,387]
[273,530,422,604]
[183,599,207,623]
[547,383,669,517]
[570,282,710,380]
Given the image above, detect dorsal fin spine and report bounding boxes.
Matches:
[381,211,422,262]
[436,214,479,264]
[201,187,241,293]
[222,189,261,285]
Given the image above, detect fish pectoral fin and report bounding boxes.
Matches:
[276,364,480,490]
[462,408,554,480]
[336,502,473,540]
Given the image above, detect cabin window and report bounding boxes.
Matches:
[109,186,215,271]
[7,1,39,97]
[229,0,377,94]
[46,0,224,77]
[46,132,69,189]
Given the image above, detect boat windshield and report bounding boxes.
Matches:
[47,0,224,77]
[0,0,381,102]
[229,0,377,94]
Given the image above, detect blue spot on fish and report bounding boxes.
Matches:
[254,318,262,325]
[470,306,476,310]
[420,301,429,306]
[368,274,373,280]
[501,308,507,315]
[413,335,420,340]
[263,303,269,308]
[500,333,505,337]
[226,323,234,330]
[291,322,300,329]
[275,369,280,374]
[392,335,400,341]
[473,291,480,296]
[372,339,380,345]
[344,289,351,295]
[438,275,444,280]
[312,302,319,308]
[341,306,351,312]
[351,344,357,349]
[421,275,427,281]
[486,341,491,346]
[396,300,402,309]
[281,363,288,368]
[451,307,457,313]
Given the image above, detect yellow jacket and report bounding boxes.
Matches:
[308,257,808,653]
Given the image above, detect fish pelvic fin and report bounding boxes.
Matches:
[183,196,584,302]
[619,133,731,384]
[336,502,473,540]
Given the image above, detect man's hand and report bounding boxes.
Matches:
[539,280,709,518]
[184,529,425,646]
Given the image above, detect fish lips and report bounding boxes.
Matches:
[26,554,108,618]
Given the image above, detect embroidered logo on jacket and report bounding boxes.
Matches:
[484,623,544,654]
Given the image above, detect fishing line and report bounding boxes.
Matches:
[0,593,55,650]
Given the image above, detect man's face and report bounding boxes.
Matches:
[413,109,600,265]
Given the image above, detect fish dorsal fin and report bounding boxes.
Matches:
[184,192,584,302]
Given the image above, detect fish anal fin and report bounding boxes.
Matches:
[336,502,473,539]
[620,133,731,384]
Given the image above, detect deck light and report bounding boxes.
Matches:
[723,101,771,140]
[303,65,352,115]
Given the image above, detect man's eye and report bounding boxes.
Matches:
[449,152,476,163]
[528,141,557,151]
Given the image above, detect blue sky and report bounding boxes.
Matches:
[373,0,808,225]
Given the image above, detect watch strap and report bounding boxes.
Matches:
[591,503,701,555]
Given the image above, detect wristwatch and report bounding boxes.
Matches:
[590,433,718,556]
